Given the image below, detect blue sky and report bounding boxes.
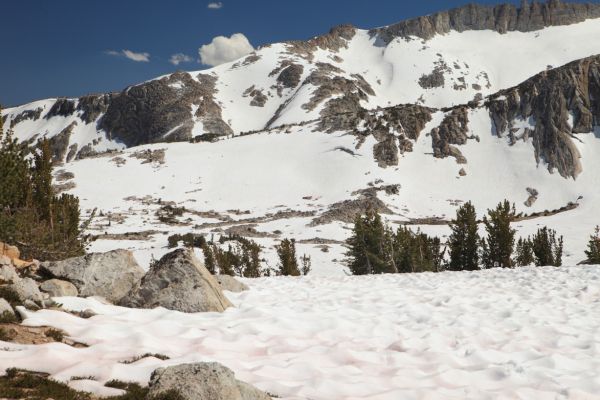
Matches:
[0,0,593,106]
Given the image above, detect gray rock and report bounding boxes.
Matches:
[459,168,467,176]
[100,72,232,147]
[146,362,270,400]
[487,55,600,178]
[0,264,19,284]
[40,249,144,303]
[9,277,45,304]
[216,275,249,293]
[40,279,79,297]
[119,249,232,313]
[431,106,470,164]
[45,98,76,119]
[0,298,15,319]
[9,107,43,128]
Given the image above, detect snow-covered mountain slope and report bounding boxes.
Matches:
[4,1,600,161]
[3,1,600,273]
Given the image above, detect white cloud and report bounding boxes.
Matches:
[105,49,150,62]
[122,50,150,62]
[198,33,254,67]
[169,53,194,66]
[207,2,223,9]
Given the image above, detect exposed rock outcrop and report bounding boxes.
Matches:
[431,106,470,164]
[45,98,76,119]
[40,249,144,303]
[99,72,232,147]
[9,107,43,128]
[371,1,600,42]
[119,249,232,313]
[77,94,111,124]
[487,55,600,178]
[243,86,268,107]
[285,24,356,60]
[48,121,78,163]
[147,362,271,400]
[310,192,393,226]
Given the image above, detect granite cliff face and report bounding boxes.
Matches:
[487,55,600,178]
[371,0,600,42]
[99,72,232,147]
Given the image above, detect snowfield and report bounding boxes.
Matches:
[1,266,599,399]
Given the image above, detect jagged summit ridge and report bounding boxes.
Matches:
[371,0,600,42]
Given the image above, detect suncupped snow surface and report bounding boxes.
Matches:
[1,266,599,399]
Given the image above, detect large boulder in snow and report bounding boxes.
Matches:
[146,362,270,400]
[216,275,249,293]
[40,250,144,303]
[40,279,78,297]
[119,249,232,313]
[9,277,46,304]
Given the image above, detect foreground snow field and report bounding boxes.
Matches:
[1,266,599,399]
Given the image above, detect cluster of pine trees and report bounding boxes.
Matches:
[0,108,84,261]
[346,211,443,275]
[346,200,573,274]
[202,235,263,277]
[449,200,563,270]
[168,231,311,277]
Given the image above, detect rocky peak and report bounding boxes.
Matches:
[371,0,600,42]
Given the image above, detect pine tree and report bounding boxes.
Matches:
[202,243,217,274]
[481,200,516,268]
[585,226,600,264]
[276,238,300,276]
[31,139,54,224]
[531,226,563,267]
[241,239,261,278]
[346,211,394,275]
[448,201,480,271]
[514,237,534,267]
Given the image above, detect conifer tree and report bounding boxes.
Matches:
[481,200,516,268]
[346,211,393,275]
[241,239,261,278]
[531,226,563,267]
[514,237,534,267]
[277,238,300,276]
[31,139,54,224]
[0,129,83,260]
[585,226,600,264]
[448,201,480,271]
[202,243,217,274]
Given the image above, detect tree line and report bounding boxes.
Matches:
[167,232,311,277]
[347,200,600,274]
